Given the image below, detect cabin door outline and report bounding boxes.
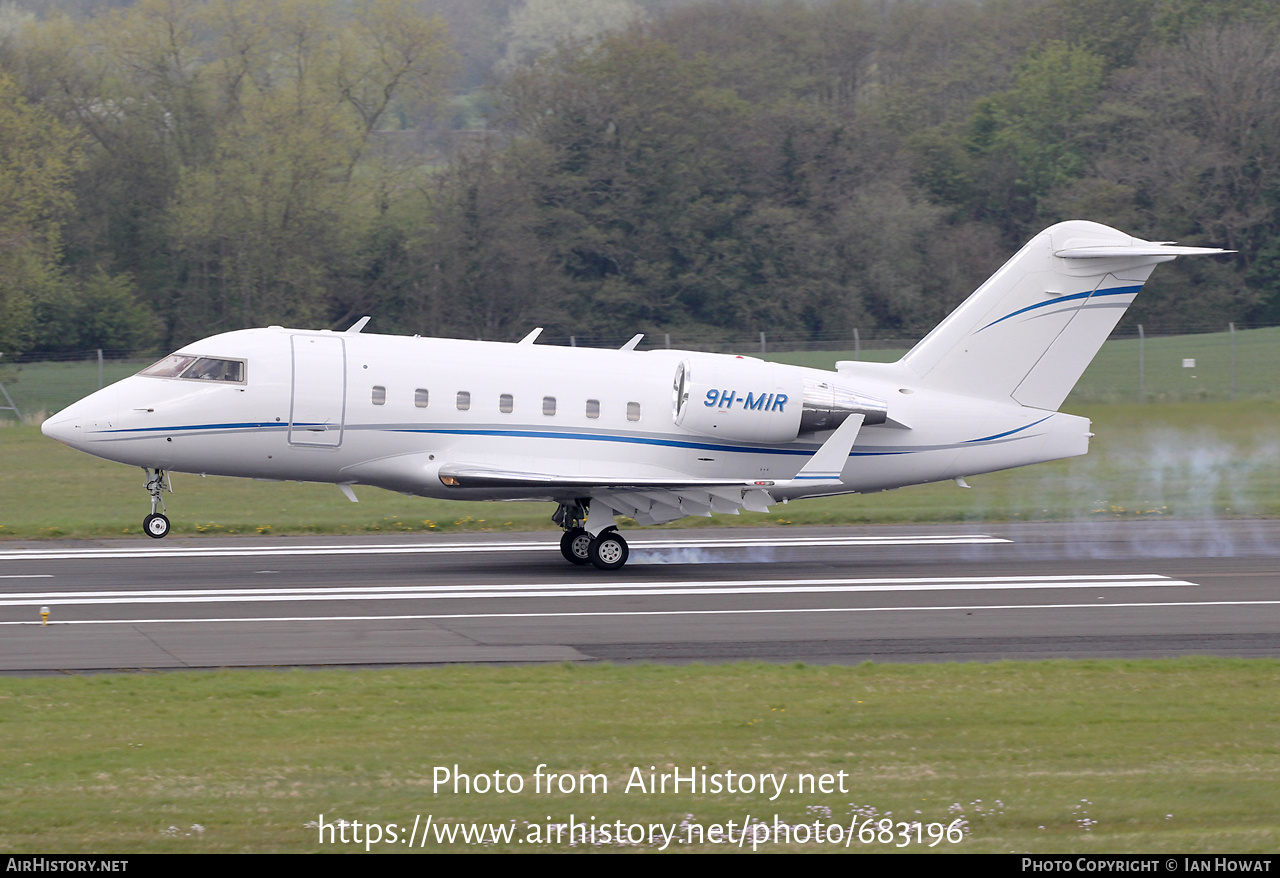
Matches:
[289,335,347,447]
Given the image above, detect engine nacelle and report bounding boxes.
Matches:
[672,356,886,444]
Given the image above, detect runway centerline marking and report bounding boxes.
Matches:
[0,574,1195,608]
[9,598,1277,628]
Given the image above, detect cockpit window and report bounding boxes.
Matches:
[140,355,246,383]
[140,355,196,378]
[186,357,245,382]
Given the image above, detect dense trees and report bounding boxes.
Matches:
[6,0,457,349]
[3,0,1280,353]
[0,69,79,353]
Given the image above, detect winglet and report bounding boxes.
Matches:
[771,414,864,488]
[620,334,644,351]
[345,316,371,334]
[519,328,543,345]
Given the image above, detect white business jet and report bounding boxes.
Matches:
[42,221,1226,569]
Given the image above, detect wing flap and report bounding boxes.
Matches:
[436,463,760,491]
[591,487,774,525]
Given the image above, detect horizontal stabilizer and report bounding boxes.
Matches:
[1055,244,1229,258]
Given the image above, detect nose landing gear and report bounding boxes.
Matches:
[142,468,172,539]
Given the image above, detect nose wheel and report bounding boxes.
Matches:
[143,468,173,539]
[144,512,171,539]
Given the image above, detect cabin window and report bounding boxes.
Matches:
[627,401,641,421]
[499,393,514,413]
[585,399,600,419]
[372,385,386,405]
[456,391,471,411]
[542,396,556,416]
[415,388,429,408]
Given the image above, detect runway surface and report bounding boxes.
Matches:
[2,520,1279,672]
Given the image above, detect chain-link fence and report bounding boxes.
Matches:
[0,350,155,422]
[1067,323,1280,403]
[2,323,1277,421]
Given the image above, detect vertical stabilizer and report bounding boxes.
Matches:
[898,221,1226,411]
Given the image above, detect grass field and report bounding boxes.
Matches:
[2,660,1277,853]
[3,401,1279,539]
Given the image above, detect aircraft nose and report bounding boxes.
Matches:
[41,409,83,447]
[41,384,123,450]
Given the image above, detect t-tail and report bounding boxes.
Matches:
[898,221,1229,411]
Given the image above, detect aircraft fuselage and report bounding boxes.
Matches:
[41,327,1089,504]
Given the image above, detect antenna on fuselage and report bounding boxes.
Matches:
[345,316,371,334]
[518,327,544,344]
[619,334,644,351]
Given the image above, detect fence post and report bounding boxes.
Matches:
[664,333,671,349]
[1138,324,1145,403]
[570,336,576,347]
[1229,322,1236,401]
[97,349,104,390]
[0,354,20,421]
[853,328,860,361]
[760,331,766,355]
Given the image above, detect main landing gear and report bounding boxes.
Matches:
[142,467,172,539]
[554,502,630,570]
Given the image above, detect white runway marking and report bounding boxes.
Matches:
[10,599,1278,628]
[0,573,1193,608]
[0,533,1009,562]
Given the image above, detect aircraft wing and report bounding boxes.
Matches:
[436,414,866,525]
[435,464,779,525]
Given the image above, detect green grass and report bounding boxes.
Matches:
[3,401,1279,539]
[1,660,1277,852]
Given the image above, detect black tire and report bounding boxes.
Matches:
[560,528,591,565]
[588,530,629,571]
[143,513,170,539]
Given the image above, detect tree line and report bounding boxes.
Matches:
[2,0,1280,356]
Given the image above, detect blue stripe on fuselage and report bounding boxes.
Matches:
[84,420,1050,457]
